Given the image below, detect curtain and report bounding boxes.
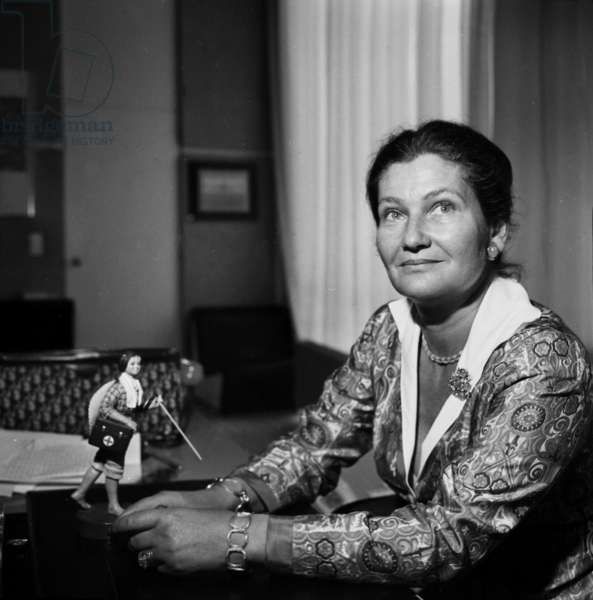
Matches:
[271,0,482,352]
[494,0,593,349]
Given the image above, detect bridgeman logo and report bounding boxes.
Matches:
[0,115,114,145]
[1,0,115,145]
[48,29,114,119]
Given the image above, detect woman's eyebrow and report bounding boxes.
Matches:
[423,187,465,201]
[377,196,402,205]
[378,187,464,206]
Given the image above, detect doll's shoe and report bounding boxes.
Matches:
[70,492,92,510]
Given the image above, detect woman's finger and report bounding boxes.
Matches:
[127,529,155,551]
[120,498,158,517]
[112,508,163,533]
[120,492,177,517]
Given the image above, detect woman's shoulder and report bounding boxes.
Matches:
[368,302,397,323]
[343,304,398,366]
[501,302,591,377]
[519,303,587,349]
[359,303,398,339]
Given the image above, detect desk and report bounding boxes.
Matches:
[2,482,418,600]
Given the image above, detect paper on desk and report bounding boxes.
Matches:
[0,429,142,493]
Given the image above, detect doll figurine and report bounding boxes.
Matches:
[71,352,160,516]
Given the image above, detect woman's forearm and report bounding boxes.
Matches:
[247,514,270,565]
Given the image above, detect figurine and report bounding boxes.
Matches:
[71,352,160,516]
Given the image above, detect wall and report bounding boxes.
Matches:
[493,0,593,347]
[0,149,63,298]
[60,0,279,349]
[62,0,179,348]
[178,0,280,319]
[0,2,64,299]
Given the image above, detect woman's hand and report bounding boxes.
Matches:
[120,486,235,518]
[112,508,230,573]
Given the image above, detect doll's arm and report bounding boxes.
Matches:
[106,407,137,430]
[140,394,163,411]
[100,383,138,430]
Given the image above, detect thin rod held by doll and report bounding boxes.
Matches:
[157,401,203,461]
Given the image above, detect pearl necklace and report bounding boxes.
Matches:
[421,335,461,365]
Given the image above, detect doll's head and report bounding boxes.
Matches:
[118,352,142,377]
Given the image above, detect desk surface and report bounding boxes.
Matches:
[18,483,417,600]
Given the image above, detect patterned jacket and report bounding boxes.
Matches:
[97,381,136,421]
[232,294,593,598]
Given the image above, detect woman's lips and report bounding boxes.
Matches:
[399,259,441,267]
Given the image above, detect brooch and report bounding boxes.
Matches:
[448,368,472,401]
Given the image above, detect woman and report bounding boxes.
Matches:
[113,121,593,598]
[72,352,158,516]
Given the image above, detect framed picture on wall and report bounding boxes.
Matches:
[187,161,256,220]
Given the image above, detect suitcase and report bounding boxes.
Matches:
[88,418,134,453]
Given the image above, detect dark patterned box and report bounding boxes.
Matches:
[0,348,186,445]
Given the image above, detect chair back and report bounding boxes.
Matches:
[188,305,294,374]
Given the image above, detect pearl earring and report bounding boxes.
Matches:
[487,245,499,261]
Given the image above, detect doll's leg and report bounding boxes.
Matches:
[71,464,102,509]
[104,460,125,515]
[105,477,124,516]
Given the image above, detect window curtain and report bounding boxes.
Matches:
[493,0,593,349]
[270,0,486,352]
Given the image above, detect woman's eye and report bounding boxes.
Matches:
[432,201,454,215]
[381,208,404,222]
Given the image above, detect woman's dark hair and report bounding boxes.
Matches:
[366,120,518,276]
[118,352,140,373]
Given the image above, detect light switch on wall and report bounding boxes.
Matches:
[28,231,44,257]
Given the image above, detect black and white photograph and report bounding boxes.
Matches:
[0,1,592,599]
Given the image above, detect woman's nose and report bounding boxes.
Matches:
[402,216,430,251]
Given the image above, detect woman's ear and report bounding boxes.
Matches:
[489,222,509,255]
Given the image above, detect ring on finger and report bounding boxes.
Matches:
[137,549,155,570]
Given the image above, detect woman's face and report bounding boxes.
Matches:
[125,355,142,377]
[376,153,496,308]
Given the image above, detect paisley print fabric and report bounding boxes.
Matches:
[232,303,593,598]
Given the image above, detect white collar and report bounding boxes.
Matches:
[388,277,541,487]
[119,372,143,409]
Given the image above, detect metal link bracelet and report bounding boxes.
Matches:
[225,511,252,572]
[206,478,253,571]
